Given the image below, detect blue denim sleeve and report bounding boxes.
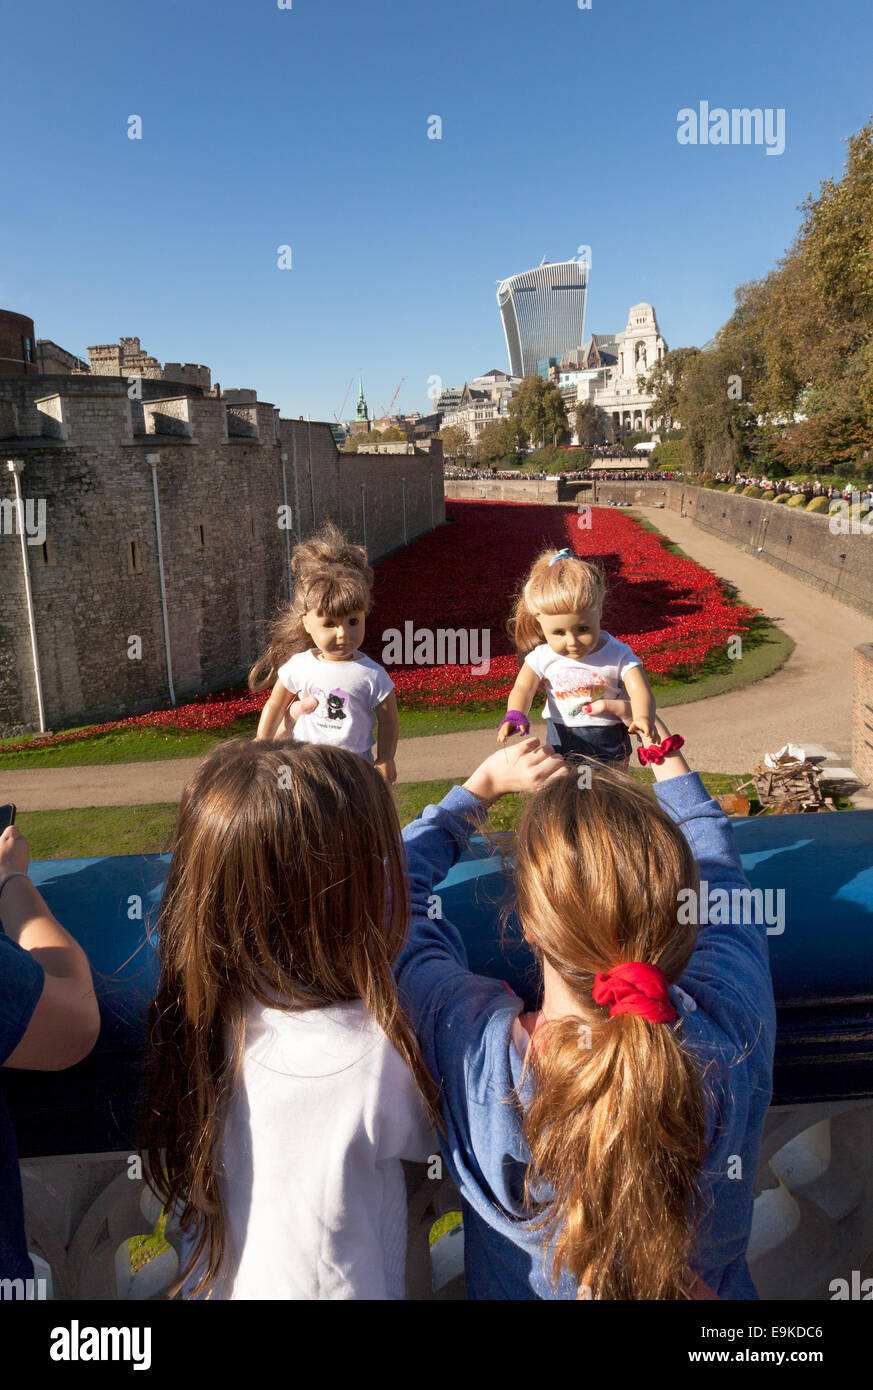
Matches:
[0,931,45,1065]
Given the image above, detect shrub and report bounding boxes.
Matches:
[773,493,791,504]
[742,486,763,498]
[786,494,809,508]
[806,496,830,514]
[726,484,740,493]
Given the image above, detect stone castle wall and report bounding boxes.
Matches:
[0,380,444,736]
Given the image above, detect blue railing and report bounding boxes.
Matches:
[3,810,873,1158]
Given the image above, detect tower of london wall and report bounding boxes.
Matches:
[0,378,445,736]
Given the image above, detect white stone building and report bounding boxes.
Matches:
[558,304,669,440]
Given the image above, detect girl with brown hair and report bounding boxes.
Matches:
[250,522,399,783]
[397,720,776,1299]
[140,737,439,1299]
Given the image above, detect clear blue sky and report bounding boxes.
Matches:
[4,0,872,422]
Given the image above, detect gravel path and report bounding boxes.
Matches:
[4,506,870,810]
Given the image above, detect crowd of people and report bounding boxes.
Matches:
[443,465,676,483]
[720,473,873,503]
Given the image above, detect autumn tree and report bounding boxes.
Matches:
[508,375,568,448]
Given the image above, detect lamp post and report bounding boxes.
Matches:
[6,458,46,733]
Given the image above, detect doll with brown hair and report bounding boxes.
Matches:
[498,546,657,766]
[250,523,399,783]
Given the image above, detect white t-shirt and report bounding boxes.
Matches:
[277,649,394,755]
[186,999,435,1300]
[524,633,642,727]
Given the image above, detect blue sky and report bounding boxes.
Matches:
[3,0,872,422]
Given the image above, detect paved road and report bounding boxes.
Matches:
[3,505,871,810]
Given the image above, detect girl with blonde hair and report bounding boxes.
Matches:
[499,545,656,766]
[397,723,776,1299]
[140,738,438,1299]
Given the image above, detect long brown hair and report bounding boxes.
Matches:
[139,737,440,1297]
[508,547,606,655]
[249,521,374,689]
[513,765,707,1300]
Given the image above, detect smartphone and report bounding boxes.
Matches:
[0,805,16,833]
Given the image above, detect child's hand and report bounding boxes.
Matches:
[584,698,633,722]
[375,758,397,785]
[464,737,568,806]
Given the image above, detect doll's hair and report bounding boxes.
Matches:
[249,522,374,690]
[508,547,606,656]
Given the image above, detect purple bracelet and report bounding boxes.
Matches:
[499,709,530,736]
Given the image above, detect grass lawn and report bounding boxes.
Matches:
[21,771,781,859]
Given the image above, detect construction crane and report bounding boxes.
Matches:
[381,378,404,419]
[334,378,353,423]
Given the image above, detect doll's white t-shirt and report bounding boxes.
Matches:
[524,633,642,727]
[276,649,394,754]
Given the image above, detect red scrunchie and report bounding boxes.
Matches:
[592,962,677,1023]
[637,734,685,766]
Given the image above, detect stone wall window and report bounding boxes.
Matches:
[194,520,207,550]
[249,516,256,540]
[35,534,56,567]
[23,337,33,364]
[126,537,142,575]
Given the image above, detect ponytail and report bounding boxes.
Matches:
[513,766,707,1299]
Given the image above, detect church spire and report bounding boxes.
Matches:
[356,372,369,423]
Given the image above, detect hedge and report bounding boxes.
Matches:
[805,496,830,514]
[786,494,809,508]
[773,494,791,504]
[742,486,764,498]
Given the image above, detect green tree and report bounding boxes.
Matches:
[508,375,568,448]
[438,424,471,461]
[642,347,700,428]
[474,416,515,464]
[573,401,603,447]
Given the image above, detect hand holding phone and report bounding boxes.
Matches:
[0,805,15,834]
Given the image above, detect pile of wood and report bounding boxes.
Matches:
[751,752,826,813]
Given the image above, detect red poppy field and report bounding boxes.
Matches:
[366,501,759,710]
[0,502,759,750]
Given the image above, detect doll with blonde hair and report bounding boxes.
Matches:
[250,522,399,783]
[498,546,656,765]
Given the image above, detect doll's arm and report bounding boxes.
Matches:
[623,664,657,742]
[374,692,399,784]
[255,680,295,740]
[497,663,541,742]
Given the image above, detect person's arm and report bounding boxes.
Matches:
[374,692,399,784]
[623,663,657,743]
[0,827,100,1071]
[396,741,568,1050]
[497,662,541,742]
[255,679,295,740]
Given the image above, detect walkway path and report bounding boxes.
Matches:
[4,505,871,810]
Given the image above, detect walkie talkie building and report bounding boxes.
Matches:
[497,258,588,379]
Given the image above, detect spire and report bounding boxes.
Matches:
[356,372,369,422]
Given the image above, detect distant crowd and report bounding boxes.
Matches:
[725,473,873,503]
[443,466,676,483]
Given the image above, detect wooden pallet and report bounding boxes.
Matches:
[750,757,827,814]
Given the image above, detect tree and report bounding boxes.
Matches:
[573,401,603,447]
[438,424,471,461]
[508,375,568,448]
[642,347,700,429]
[474,416,515,465]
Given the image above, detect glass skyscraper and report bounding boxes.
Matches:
[496,259,588,379]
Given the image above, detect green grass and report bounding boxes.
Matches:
[20,771,772,859]
[1,514,793,771]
